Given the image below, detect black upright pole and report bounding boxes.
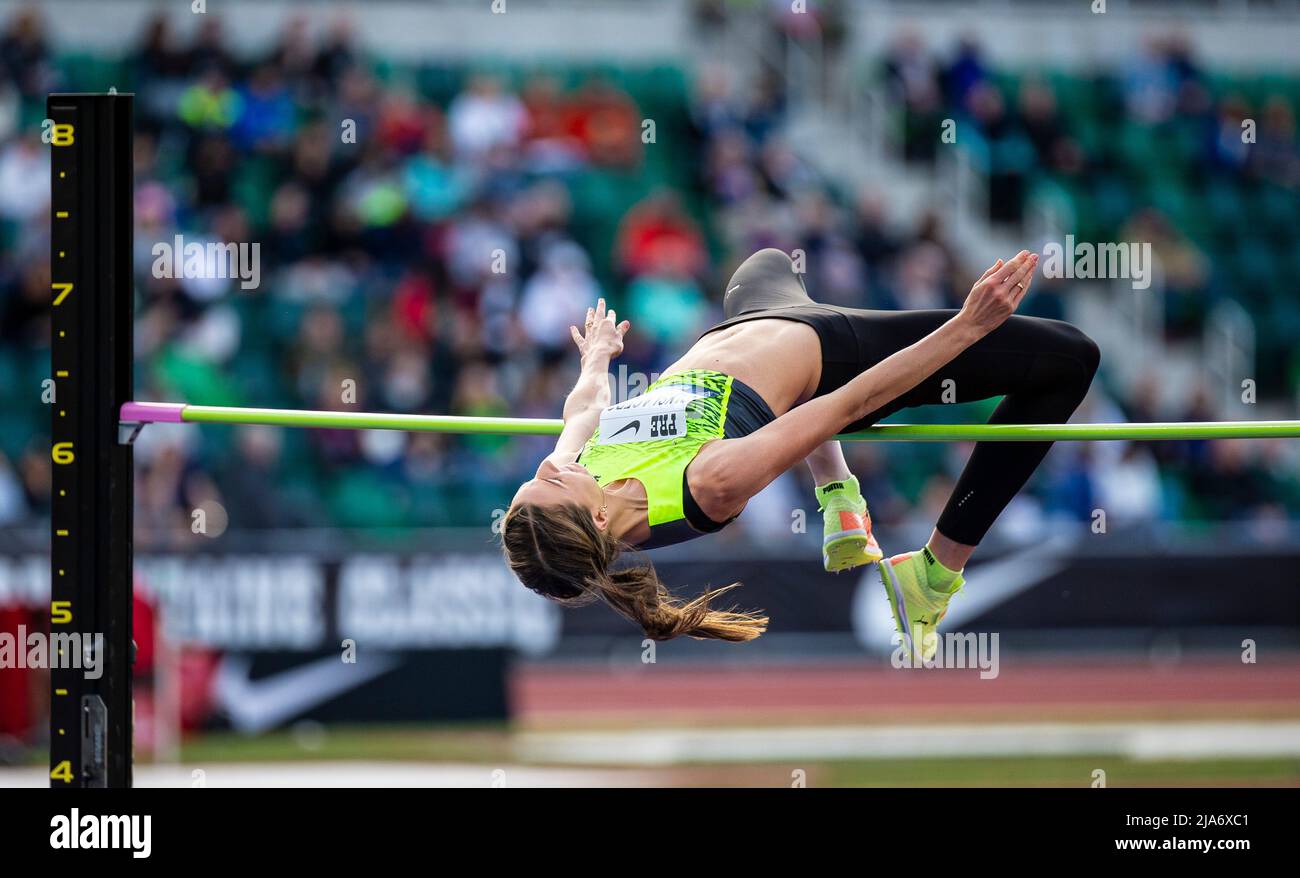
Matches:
[47,93,134,788]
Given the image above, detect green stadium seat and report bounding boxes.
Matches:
[1204,177,1248,238]
[0,349,19,399]
[328,470,411,528]
[0,413,36,460]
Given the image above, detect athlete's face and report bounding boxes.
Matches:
[510,459,606,526]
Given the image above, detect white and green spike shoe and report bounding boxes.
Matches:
[878,546,965,662]
[816,476,883,572]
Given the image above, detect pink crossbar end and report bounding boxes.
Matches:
[120,401,185,423]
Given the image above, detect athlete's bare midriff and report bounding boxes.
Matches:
[661,318,822,415]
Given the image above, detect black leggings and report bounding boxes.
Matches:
[709,249,1102,545]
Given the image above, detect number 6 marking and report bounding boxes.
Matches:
[52,442,74,464]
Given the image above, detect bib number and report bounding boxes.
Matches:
[597,386,711,445]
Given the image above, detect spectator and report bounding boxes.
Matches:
[448,74,526,162]
[519,240,602,360]
[616,190,707,279]
[0,129,45,221]
[0,6,54,98]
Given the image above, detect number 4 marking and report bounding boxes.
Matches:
[50,760,74,783]
[52,283,73,306]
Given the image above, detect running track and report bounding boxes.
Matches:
[512,657,1300,726]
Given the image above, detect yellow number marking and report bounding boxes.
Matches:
[51,600,72,625]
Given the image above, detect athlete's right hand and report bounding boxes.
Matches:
[958,250,1039,336]
[570,298,631,365]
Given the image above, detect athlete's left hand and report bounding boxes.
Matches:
[959,251,1039,336]
[570,298,631,366]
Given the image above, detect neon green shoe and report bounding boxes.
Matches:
[878,547,964,662]
[816,476,882,572]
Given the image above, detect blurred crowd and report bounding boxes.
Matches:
[1,6,1298,548]
[865,27,1300,535]
[881,30,1300,356]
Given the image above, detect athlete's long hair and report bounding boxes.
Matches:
[502,502,768,642]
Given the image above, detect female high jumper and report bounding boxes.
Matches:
[502,248,1098,659]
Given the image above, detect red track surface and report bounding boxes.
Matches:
[512,657,1300,726]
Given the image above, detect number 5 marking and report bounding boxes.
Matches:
[51,601,72,625]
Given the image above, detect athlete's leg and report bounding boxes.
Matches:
[804,441,882,571]
[835,309,1101,546]
[818,308,1100,658]
[924,529,974,572]
[804,440,851,483]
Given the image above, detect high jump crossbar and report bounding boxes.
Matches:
[51,94,1300,789]
[118,402,1300,442]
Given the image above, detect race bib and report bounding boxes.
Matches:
[597,385,713,445]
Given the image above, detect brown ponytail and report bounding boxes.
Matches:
[502,503,767,642]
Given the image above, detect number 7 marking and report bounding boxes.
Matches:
[52,282,73,306]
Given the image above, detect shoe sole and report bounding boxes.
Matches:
[878,558,914,659]
[823,533,883,572]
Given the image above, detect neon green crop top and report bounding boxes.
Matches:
[577,369,733,529]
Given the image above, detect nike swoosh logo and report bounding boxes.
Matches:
[610,420,641,439]
[936,535,1072,629]
[214,652,401,733]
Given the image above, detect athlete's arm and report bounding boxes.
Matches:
[692,252,1039,518]
[540,298,630,468]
